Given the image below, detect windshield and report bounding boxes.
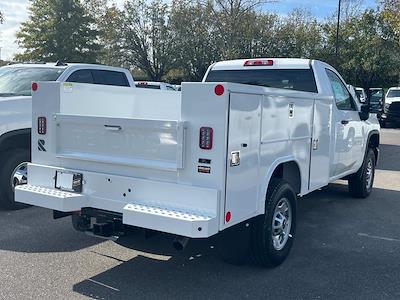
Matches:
[205,69,318,93]
[387,90,400,98]
[0,67,65,96]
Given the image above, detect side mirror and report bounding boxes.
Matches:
[359,104,370,121]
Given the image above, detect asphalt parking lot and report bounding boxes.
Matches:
[0,128,399,300]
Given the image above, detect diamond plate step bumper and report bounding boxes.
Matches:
[15,185,86,211]
[123,202,218,238]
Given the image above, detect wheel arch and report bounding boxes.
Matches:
[258,158,302,214]
[0,129,31,155]
[366,130,379,164]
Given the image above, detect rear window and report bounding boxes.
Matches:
[205,69,318,93]
[387,90,400,98]
[67,69,129,87]
[92,70,129,87]
[67,70,93,84]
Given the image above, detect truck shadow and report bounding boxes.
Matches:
[73,184,400,299]
[0,207,101,253]
[376,144,400,172]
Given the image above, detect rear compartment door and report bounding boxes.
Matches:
[225,93,262,225]
[309,99,331,190]
[55,114,185,171]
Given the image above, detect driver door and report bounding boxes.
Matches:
[326,69,363,177]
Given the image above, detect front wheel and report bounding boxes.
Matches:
[249,178,297,267]
[348,148,376,198]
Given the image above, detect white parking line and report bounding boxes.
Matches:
[87,279,120,291]
[358,233,400,242]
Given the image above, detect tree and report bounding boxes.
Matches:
[169,0,221,81]
[0,11,4,24]
[266,9,323,58]
[320,9,400,89]
[82,0,124,66]
[381,0,400,42]
[210,0,268,59]
[120,0,173,81]
[15,0,100,62]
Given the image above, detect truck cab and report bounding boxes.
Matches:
[15,58,379,267]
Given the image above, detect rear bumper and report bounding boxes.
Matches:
[15,163,220,238]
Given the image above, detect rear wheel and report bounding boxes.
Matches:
[348,148,376,198]
[0,149,30,210]
[249,178,297,267]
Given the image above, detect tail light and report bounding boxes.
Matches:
[38,117,47,135]
[199,127,213,150]
[244,59,273,66]
[32,82,38,91]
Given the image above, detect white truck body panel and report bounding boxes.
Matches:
[16,59,380,239]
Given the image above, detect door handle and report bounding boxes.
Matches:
[104,125,122,131]
[341,120,349,125]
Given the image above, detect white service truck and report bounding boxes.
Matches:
[15,58,380,267]
[0,62,135,209]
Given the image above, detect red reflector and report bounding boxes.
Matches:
[214,84,224,96]
[244,59,273,66]
[199,127,213,150]
[225,211,231,223]
[32,82,38,91]
[37,117,47,135]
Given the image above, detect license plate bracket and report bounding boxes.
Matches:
[55,171,83,193]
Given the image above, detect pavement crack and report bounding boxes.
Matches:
[358,233,400,242]
[90,250,126,263]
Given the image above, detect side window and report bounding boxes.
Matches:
[66,69,94,84]
[91,70,129,87]
[326,69,355,110]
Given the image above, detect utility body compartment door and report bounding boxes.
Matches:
[309,99,332,191]
[225,93,262,226]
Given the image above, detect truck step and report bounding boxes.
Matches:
[15,184,86,211]
[122,202,218,238]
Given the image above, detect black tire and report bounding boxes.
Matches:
[348,148,376,198]
[0,149,31,210]
[249,178,297,267]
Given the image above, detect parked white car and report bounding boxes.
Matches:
[16,58,380,267]
[0,62,135,209]
[135,81,176,91]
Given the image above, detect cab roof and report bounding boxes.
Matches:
[3,62,120,70]
[210,58,312,70]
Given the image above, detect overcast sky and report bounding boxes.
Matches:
[0,0,377,61]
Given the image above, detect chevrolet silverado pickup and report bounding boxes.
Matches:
[15,58,380,267]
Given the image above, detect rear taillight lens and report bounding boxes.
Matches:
[199,127,213,150]
[38,117,47,135]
